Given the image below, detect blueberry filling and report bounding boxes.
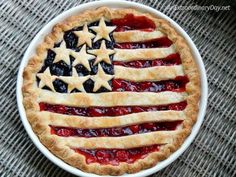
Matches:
[74,64,90,76]
[83,79,94,93]
[50,61,71,76]
[37,20,115,93]
[53,79,68,93]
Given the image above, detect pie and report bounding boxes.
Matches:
[22,7,200,175]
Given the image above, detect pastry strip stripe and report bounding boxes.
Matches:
[114,65,184,82]
[38,111,185,129]
[38,91,187,107]
[113,30,165,43]
[113,45,176,62]
[57,131,178,149]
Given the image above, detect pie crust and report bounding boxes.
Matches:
[22,7,200,175]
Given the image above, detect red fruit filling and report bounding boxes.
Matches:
[50,120,182,137]
[113,53,181,68]
[111,14,156,32]
[112,76,189,92]
[115,37,172,49]
[74,145,160,165]
[39,101,187,116]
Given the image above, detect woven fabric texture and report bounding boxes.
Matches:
[0,0,235,176]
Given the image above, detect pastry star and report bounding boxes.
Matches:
[52,41,72,65]
[91,64,114,92]
[90,17,116,42]
[88,40,114,65]
[59,67,89,93]
[37,68,56,92]
[72,44,95,71]
[74,23,95,47]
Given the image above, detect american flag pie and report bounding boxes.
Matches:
[22,7,200,175]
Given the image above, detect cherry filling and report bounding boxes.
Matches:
[74,145,160,165]
[112,76,189,92]
[115,37,173,49]
[51,120,182,137]
[39,101,187,116]
[111,14,156,32]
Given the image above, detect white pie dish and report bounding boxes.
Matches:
[16,1,208,177]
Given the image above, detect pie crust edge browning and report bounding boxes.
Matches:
[22,7,200,175]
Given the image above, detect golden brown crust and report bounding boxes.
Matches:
[22,7,200,175]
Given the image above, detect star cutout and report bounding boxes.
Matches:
[88,40,114,65]
[90,17,116,42]
[59,67,89,93]
[74,23,95,47]
[71,45,95,71]
[37,68,56,92]
[51,41,72,65]
[91,64,114,92]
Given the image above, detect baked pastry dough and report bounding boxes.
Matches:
[22,7,200,175]
[114,65,184,81]
[113,30,165,43]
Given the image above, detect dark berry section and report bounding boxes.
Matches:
[112,76,189,92]
[111,14,156,32]
[39,101,187,116]
[113,53,181,68]
[50,121,182,137]
[53,79,68,93]
[44,49,56,67]
[64,30,79,49]
[74,145,160,165]
[37,20,115,93]
[50,61,72,76]
[115,37,172,49]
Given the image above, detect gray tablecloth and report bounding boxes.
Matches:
[0,0,235,176]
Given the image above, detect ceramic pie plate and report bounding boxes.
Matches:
[16,1,208,177]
